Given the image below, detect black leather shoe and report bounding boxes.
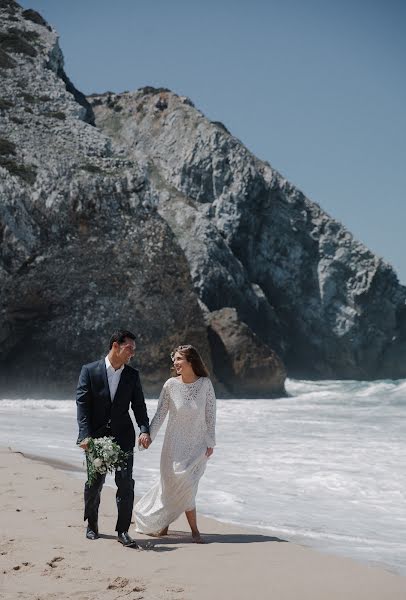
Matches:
[117,532,138,548]
[86,526,99,540]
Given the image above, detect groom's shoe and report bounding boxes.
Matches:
[86,525,99,540]
[117,532,138,548]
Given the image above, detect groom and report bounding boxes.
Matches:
[76,329,151,547]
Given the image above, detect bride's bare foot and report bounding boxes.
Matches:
[192,531,205,544]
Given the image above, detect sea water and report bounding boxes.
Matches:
[0,378,405,575]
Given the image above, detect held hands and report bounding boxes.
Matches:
[205,447,214,458]
[138,433,152,449]
[80,436,152,450]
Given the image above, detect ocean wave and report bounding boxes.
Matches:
[1,379,405,574]
[0,399,75,411]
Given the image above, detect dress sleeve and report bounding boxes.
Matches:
[205,379,216,448]
[149,382,170,441]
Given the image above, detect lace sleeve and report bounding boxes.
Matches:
[149,383,170,441]
[205,379,216,448]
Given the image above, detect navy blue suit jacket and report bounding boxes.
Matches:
[76,359,150,451]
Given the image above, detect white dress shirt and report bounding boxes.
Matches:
[105,356,124,401]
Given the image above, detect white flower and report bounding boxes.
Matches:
[85,436,127,485]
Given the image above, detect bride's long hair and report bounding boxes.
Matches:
[170,345,209,377]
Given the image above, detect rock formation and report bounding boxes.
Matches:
[90,89,406,380]
[1,0,405,398]
[0,1,210,396]
[206,307,286,397]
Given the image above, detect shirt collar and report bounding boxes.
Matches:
[105,355,124,374]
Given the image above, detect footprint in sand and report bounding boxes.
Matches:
[11,562,32,572]
[107,576,129,590]
[106,577,147,598]
[129,588,146,600]
[47,556,64,568]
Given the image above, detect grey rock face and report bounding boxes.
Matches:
[207,307,286,397]
[0,2,209,395]
[90,89,406,379]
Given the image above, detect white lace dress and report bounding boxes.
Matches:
[134,376,216,534]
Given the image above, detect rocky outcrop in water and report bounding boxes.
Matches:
[206,307,286,397]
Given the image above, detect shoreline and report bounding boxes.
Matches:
[1,446,405,600]
[4,445,403,578]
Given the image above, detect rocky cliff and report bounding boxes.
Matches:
[90,89,406,380]
[1,1,405,398]
[0,1,211,395]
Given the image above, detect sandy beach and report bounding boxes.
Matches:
[0,447,405,600]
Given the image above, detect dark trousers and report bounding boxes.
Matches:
[84,452,134,533]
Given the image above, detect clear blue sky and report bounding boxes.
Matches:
[20,0,406,283]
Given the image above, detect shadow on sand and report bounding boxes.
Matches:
[140,529,287,549]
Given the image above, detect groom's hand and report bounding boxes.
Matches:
[79,438,89,450]
[139,433,151,449]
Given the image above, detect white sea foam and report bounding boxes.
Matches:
[0,378,405,574]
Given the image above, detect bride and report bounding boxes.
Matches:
[134,344,216,543]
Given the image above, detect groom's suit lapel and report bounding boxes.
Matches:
[113,365,130,404]
[98,359,111,403]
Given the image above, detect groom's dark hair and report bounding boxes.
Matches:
[109,329,136,349]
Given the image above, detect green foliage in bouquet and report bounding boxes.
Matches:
[85,436,129,486]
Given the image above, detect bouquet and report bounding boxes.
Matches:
[84,436,129,485]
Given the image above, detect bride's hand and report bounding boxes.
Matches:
[139,433,152,449]
[205,447,213,458]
